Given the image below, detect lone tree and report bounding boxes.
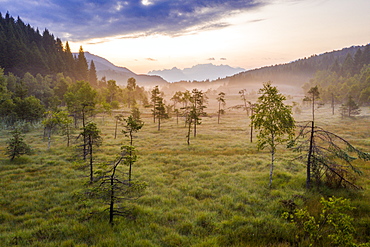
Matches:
[190,88,207,138]
[251,82,295,188]
[216,92,226,124]
[122,114,144,183]
[339,96,361,118]
[126,77,137,108]
[95,146,147,225]
[150,85,161,123]
[304,86,320,122]
[114,114,124,139]
[80,122,102,183]
[171,91,183,124]
[239,89,250,116]
[154,95,168,131]
[6,128,32,161]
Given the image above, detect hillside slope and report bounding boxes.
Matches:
[82,52,168,88]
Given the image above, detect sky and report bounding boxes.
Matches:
[1,0,369,74]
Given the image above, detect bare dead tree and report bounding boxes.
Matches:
[289,121,369,189]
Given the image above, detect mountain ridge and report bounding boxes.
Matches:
[76,52,168,88]
[148,63,245,82]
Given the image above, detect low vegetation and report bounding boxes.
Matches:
[0,102,369,246]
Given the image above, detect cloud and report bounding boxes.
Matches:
[207,57,215,61]
[220,58,227,60]
[0,0,266,41]
[146,58,157,61]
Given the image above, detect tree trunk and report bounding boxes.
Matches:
[312,95,315,122]
[114,118,118,139]
[66,124,70,147]
[109,174,114,225]
[331,93,335,115]
[218,102,221,124]
[269,135,275,188]
[128,148,132,184]
[89,139,93,183]
[193,118,197,138]
[269,149,275,188]
[47,128,51,149]
[306,121,314,189]
[82,110,87,160]
[187,119,192,145]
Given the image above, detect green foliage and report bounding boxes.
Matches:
[216,92,226,124]
[64,81,97,127]
[0,14,99,80]
[5,128,32,161]
[304,64,370,106]
[42,110,72,148]
[340,95,361,117]
[183,88,207,144]
[0,94,369,246]
[122,114,144,146]
[252,82,295,151]
[284,196,361,247]
[251,82,295,187]
[80,122,102,182]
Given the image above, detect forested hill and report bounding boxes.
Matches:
[222,44,370,90]
[0,13,83,78]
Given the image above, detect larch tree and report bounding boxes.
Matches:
[251,82,295,188]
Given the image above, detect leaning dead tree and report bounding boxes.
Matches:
[289,121,370,189]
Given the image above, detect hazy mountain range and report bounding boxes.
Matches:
[80,44,368,95]
[80,52,167,88]
[148,64,245,82]
[82,52,246,85]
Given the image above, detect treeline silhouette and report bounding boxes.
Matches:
[0,12,92,81]
[227,44,370,87]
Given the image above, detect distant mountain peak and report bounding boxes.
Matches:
[148,63,245,82]
[74,52,167,87]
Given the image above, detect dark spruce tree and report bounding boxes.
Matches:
[0,13,87,79]
[89,60,98,87]
[76,46,89,81]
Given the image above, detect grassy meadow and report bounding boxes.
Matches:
[0,98,369,246]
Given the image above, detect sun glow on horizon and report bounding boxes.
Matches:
[69,0,370,75]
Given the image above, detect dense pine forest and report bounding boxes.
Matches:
[0,13,370,247]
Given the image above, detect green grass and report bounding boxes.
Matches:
[0,104,369,246]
